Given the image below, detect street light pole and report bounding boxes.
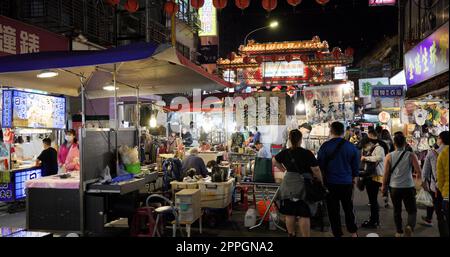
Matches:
[244,26,270,46]
[243,21,278,46]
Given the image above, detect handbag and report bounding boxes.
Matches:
[360,145,378,178]
[287,150,327,203]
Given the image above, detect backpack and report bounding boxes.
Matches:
[162,158,182,191]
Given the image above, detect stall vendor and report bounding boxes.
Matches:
[255,141,272,159]
[63,129,80,172]
[199,141,211,151]
[36,138,58,176]
[181,148,208,178]
[167,132,178,153]
[182,128,193,147]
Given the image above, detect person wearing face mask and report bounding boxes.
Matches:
[58,131,71,169]
[360,131,386,229]
[61,129,80,172]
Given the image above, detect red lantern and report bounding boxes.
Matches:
[316,0,329,5]
[243,56,251,64]
[270,55,278,62]
[300,54,309,62]
[285,54,293,63]
[105,0,120,6]
[164,1,179,16]
[287,0,302,7]
[262,0,277,12]
[344,47,354,57]
[255,56,264,64]
[124,0,139,13]
[213,0,228,9]
[191,0,205,9]
[332,47,341,59]
[235,0,250,10]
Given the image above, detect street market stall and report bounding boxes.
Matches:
[0,42,231,235]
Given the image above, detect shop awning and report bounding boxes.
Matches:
[0,42,231,98]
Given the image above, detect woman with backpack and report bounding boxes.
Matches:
[273,129,324,237]
[360,136,386,229]
[381,133,422,237]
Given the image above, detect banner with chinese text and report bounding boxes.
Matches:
[303,83,355,124]
[404,21,449,87]
[0,15,69,56]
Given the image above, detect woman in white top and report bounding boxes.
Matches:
[382,132,421,237]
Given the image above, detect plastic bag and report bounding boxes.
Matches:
[416,189,434,207]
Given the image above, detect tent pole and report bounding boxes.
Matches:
[136,86,141,162]
[79,76,85,235]
[114,64,119,172]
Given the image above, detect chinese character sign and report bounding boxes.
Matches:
[0,15,69,56]
[358,77,389,97]
[199,0,217,37]
[371,85,405,109]
[404,21,449,87]
[303,83,355,124]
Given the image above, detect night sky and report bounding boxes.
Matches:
[218,0,398,65]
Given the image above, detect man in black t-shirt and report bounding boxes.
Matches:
[36,138,58,176]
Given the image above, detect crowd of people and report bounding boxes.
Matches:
[275,122,449,237]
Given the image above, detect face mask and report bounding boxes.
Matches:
[66,135,74,142]
[370,138,378,144]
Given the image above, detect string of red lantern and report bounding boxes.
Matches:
[124,0,139,13]
[191,0,205,9]
[164,0,179,16]
[213,0,228,9]
[262,0,277,12]
[235,0,250,11]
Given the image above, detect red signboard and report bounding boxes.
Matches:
[0,15,69,56]
[369,0,396,6]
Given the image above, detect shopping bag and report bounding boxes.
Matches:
[416,189,434,207]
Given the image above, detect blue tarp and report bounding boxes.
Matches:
[0,42,159,73]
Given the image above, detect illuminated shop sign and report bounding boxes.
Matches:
[262,61,305,78]
[199,0,217,37]
[334,66,347,80]
[404,21,449,87]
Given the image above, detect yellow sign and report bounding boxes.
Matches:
[199,0,217,37]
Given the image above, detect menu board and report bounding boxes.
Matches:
[2,90,66,129]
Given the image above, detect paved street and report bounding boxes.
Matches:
[0,188,440,237]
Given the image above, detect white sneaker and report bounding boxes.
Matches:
[405,226,413,237]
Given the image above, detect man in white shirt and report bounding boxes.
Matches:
[255,141,272,159]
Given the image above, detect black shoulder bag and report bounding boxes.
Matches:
[383,151,407,194]
[287,149,328,203]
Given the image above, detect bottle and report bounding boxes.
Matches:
[244,208,257,227]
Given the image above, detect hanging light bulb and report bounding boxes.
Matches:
[296,101,305,112]
[149,116,157,128]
